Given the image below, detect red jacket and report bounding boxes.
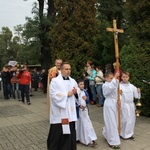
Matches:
[18,71,31,85]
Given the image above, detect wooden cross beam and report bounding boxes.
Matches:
[106,19,124,134]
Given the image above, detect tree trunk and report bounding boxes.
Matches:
[38,0,55,72]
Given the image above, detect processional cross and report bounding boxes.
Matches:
[106,19,124,134]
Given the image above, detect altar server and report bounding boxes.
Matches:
[76,79,97,147]
[102,72,121,149]
[120,71,141,140]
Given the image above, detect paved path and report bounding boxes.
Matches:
[0,90,150,150]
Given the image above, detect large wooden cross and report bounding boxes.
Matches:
[106,19,124,134]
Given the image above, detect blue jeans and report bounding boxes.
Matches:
[11,83,20,100]
[2,83,11,99]
[89,85,96,102]
[96,84,105,105]
[11,83,16,99]
[16,83,21,100]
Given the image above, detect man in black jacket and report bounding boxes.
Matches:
[1,66,11,99]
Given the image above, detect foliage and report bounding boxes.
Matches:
[37,0,55,71]
[0,1,149,117]
[0,1,54,69]
[0,20,41,67]
[51,0,98,78]
[94,0,125,70]
[120,0,150,116]
[96,0,124,25]
[20,15,41,64]
[0,27,18,68]
[93,21,115,67]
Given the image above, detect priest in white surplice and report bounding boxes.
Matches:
[102,72,121,149]
[47,62,78,150]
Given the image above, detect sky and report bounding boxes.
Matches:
[0,0,35,32]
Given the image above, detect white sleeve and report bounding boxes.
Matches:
[102,78,118,97]
[50,79,68,109]
[132,84,141,99]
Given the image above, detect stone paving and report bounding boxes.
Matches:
[0,90,150,150]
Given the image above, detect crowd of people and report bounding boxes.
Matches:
[0,64,47,105]
[0,59,143,150]
[46,59,142,150]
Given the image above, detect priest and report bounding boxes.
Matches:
[47,62,78,150]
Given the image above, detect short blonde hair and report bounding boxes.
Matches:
[104,72,113,78]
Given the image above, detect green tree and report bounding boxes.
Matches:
[37,0,55,70]
[51,0,98,78]
[23,0,55,71]
[95,0,125,69]
[0,27,13,67]
[20,14,41,64]
[14,25,24,44]
[96,0,124,26]
[120,0,150,116]
[9,36,21,61]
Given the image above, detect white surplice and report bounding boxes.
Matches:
[49,74,78,132]
[120,81,141,139]
[102,78,121,146]
[76,88,97,145]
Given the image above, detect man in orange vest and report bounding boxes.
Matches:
[47,59,63,114]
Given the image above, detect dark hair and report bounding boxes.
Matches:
[91,65,95,69]
[60,62,70,69]
[87,61,92,65]
[104,72,114,78]
[55,58,62,62]
[105,63,112,69]
[96,66,101,70]
[77,78,84,84]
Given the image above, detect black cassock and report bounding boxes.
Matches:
[47,121,76,150]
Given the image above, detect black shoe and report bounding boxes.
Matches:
[22,100,25,103]
[27,102,31,105]
[127,136,135,141]
[121,136,135,141]
[92,141,98,145]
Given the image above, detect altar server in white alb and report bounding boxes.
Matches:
[47,62,78,150]
[76,79,97,147]
[102,72,121,149]
[120,71,141,140]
